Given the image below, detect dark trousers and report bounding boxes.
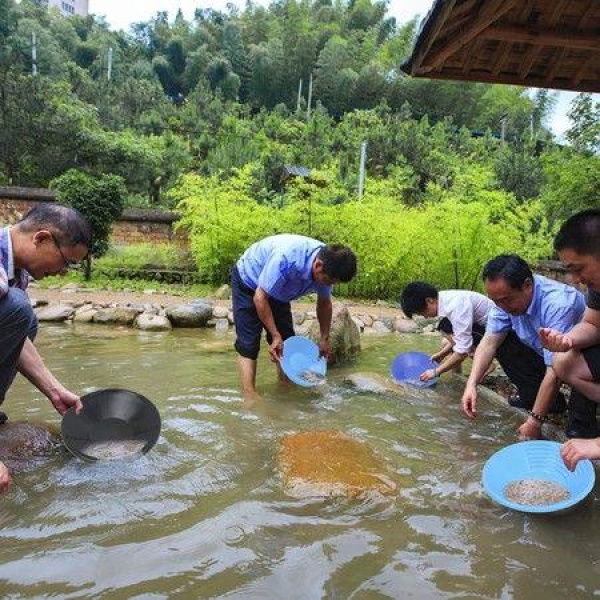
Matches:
[0,288,38,406]
[494,331,549,407]
[231,266,295,360]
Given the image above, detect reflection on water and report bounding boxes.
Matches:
[1,324,599,599]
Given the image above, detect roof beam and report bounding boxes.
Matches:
[572,53,598,87]
[421,0,520,72]
[410,0,457,72]
[424,68,600,94]
[484,24,600,52]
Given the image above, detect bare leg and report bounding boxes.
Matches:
[238,356,259,399]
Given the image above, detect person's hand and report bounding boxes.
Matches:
[518,417,543,441]
[420,369,437,382]
[560,438,600,471]
[47,387,83,416]
[0,461,11,493]
[539,328,573,353]
[461,385,478,419]
[430,352,442,363]
[319,336,332,361]
[268,333,284,363]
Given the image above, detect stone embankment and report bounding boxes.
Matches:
[30,283,434,336]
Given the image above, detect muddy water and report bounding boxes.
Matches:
[1,324,599,599]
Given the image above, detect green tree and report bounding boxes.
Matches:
[51,169,126,278]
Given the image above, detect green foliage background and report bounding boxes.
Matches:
[0,0,598,298]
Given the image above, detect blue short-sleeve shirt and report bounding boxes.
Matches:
[236,234,332,302]
[486,274,586,366]
[0,227,29,299]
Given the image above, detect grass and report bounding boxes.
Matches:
[38,271,215,297]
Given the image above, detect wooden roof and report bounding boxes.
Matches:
[402,0,600,93]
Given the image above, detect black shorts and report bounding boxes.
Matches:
[231,265,295,360]
[436,318,485,349]
[582,345,600,382]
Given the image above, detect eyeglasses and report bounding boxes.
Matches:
[50,232,81,270]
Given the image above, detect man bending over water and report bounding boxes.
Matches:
[231,234,357,399]
[0,204,90,492]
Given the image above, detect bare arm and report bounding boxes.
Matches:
[518,367,561,439]
[316,295,332,338]
[461,332,506,418]
[17,338,82,415]
[541,308,600,352]
[253,287,283,361]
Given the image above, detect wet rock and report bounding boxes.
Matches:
[36,304,75,322]
[352,316,365,332]
[135,313,172,331]
[344,372,397,394]
[393,318,419,334]
[73,306,98,323]
[166,302,213,327]
[278,430,396,498]
[308,304,360,366]
[293,311,306,325]
[93,307,139,326]
[212,305,229,319]
[372,319,393,333]
[0,421,61,463]
[125,303,146,313]
[214,284,231,300]
[359,313,373,327]
[215,318,229,332]
[29,298,48,309]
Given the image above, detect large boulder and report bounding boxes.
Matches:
[308,303,360,365]
[93,307,140,326]
[166,302,213,327]
[135,313,172,331]
[73,306,98,323]
[278,430,396,498]
[35,304,75,322]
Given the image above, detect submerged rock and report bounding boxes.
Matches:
[0,421,61,463]
[278,430,396,499]
[344,372,398,394]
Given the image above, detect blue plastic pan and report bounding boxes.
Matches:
[281,336,327,388]
[390,351,439,388]
[482,440,595,513]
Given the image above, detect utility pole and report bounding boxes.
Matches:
[31,31,37,76]
[500,111,508,141]
[306,72,313,120]
[107,47,113,81]
[296,79,303,115]
[357,141,367,199]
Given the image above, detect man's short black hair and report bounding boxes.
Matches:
[400,281,439,318]
[555,210,600,258]
[16,203,92,248]
[317,245,357,282]
[482,254,533,289]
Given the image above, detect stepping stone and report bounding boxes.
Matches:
[278,430,396,499]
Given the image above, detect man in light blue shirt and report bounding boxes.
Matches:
[461,254,585,440]
[232,234,357,398]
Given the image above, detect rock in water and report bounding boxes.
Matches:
[0,421,61,463]
[278,430,396,498]
[308,304,361,366]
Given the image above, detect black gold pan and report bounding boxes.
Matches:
[61,389,161,461]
